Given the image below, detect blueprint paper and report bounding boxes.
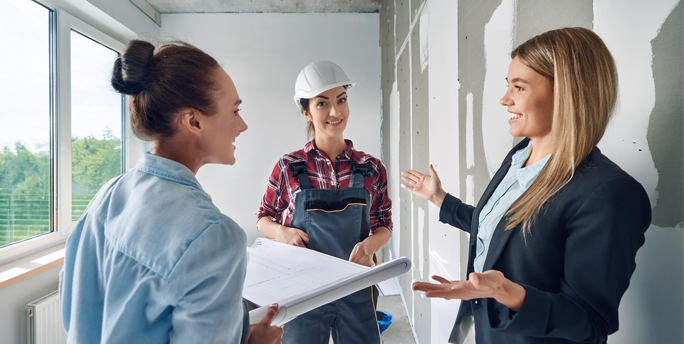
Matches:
[244,238,412,326]
[244,238,368,306]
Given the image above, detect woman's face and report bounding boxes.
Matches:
[202,69,248,165]
[500,57,554,140]
[303,86,349,140]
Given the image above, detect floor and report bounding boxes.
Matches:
[328,278,417,344]
[377,295,417,344]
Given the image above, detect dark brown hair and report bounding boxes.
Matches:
[111,40,221,140]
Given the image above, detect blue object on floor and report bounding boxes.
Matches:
[376,310,393,333]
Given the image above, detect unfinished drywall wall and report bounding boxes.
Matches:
[380,0,432,342]
[594,0,683,342]
[381,0,683,343]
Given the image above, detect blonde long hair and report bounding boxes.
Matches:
[505,27,618,234]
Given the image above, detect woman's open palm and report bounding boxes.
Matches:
[401,164,442,202]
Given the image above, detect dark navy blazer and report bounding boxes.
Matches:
[442,138,651,344]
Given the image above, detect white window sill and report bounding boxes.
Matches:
[0,244,65,290]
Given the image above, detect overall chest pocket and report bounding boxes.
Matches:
[303,197,367,259]
[305,197,367,213]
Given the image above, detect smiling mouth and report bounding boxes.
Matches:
[509,112,522,120]
[326,119,343,124]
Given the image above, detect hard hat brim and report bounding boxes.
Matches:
[294,82,356,110]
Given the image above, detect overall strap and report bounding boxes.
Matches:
[289,160,313,190]
[351,162,372,188]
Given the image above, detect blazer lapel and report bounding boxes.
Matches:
[482,218,517,271]
[481,138,532,271]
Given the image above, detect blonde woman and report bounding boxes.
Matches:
[403,28,651,344]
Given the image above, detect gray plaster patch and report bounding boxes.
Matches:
[395,0,411,50]
[397,46,413,310]
[647,1,683,228]
[411,0,425,22]
[458,0,502,203]
[410,21,432,344]
[514,0,593,47]
[381,1,396,164]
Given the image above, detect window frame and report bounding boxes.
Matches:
[0,1,130,266]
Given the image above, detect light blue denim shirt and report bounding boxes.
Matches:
[59,153,248,344]
[474,142,551,273]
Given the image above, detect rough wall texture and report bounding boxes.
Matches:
[380,0,430,342]
[381,0,683,343]
[647,1,683,228]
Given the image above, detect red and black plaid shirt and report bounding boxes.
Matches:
[257,139,392,233]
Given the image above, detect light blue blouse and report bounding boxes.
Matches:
[59,153,248,344]
[474,142,551,273]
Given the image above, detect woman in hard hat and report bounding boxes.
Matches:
[256,61,392,344]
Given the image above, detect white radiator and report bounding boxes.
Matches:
[26,290,67,344]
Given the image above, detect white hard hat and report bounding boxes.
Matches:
[294,61,355,109]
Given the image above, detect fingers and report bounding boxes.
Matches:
[259,304,279,324]
[348,244,361,262]
[292,238,305,247]
[412,281,447,292]
[401,172,421,185]
[429,164,439,178]
[297,230,310,243]
[431,275,450,284]
[425,290,457,300]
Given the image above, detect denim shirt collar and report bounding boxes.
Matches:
[511,141,551,189]
[135,153,204,191]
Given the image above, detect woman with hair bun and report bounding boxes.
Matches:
[59,40,283,344]
[405,28,651,344]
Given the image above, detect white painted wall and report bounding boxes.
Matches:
[0,266,62,344]
[159,13,382,246]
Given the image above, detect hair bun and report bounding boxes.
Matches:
[111,40,155,95]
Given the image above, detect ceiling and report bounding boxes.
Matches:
[142,0,382,13]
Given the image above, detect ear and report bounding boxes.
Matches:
[301,109,311,121]
[177,109,202,137]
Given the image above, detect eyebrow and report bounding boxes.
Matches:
[235,99,243,106]
[313,92,348,101]
[506,77,528,84]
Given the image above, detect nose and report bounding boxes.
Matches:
[500,87,513,107]
[330,103,341,117]
[239,116,248,133]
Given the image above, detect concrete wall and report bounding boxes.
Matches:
[158,13,382,246]
[380,0,683,343]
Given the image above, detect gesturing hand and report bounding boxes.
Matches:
[401,164,446,207]
[412,271,526,312]
[274,226,309,248]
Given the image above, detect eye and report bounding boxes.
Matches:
[514,85,523,91]
[234,108,241,116]
[317,101,327,107]
[339,97,347,104]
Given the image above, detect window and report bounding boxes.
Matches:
[70,30,124,220]
[0,0,53,247]
[0,0,128,264]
